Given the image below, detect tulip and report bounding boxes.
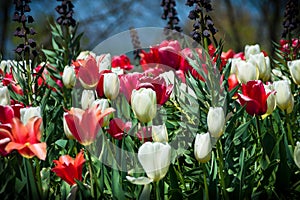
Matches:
[288,59,300,85]
[77,55,100,89]
[5,117,47,160]
[0,86,11,106]
[194,132,212,163]
[0,124,13,156]
[111,54,134,71]
[0,105,14,124]
[136,126,153,142]
[261,83,276,119]
[244,44,261,60]
[248,53,270,81]
[138,142,171,182]
[107,118,131,140]
[131,88,157,123]
[273,80,294,113]
[92,99,110,127]
[96,53,111,71]
[152,124,168,143]
[64,106,115,145]
[62,65,76,89]
[236,60,259,83]
[229,57,242,74]
[103,73,120,100]
[207,107,225,138]
[119,72,143,102]
[20,106,41,125]
[137,76,173,105]
[294,141,300,169]
[63,113,75,140]
[81,90,95,110]
[52,150,85,185]
[238,80,274,116]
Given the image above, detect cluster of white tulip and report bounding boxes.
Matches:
[194,107,225,163]
[230,44,271,83]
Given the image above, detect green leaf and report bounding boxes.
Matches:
[55,139,68,149]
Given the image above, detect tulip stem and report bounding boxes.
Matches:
[216,140,229,200]
[87,150,95,198]
[201,163,209,200]
[285,111,295,148]
[154,181,161,200]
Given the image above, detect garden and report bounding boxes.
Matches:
[0,0,300,199]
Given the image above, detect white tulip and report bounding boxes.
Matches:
[194,132,212,163]
[248,53,270,81]
[103,73,120,100]
[273,80,294,113]
[294,141,300,169]
[288,59,300,85]
[244,44,261,60]
[96,53,111,72]
[229,57,242,74]
[138,142,171,182]
[131,88,157,123]
[0,86,10,105]
[262,83,276,119]
[20,106,41,125]
[62,65,76,89]
[207,107,225,138]
[92,99,110,127]
[81,90,95,110]
[152,124,168,143]
[236,60,259,83]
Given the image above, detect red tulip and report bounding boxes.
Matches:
[0,105,14,124]
[137,76,173,105]
[64,106,115,145]
[119,72,143,103]
[228,74,239,98]
[237,80,273,116]
[111,54,134,71]
[77,55,100,89]
[4,117,47,160]
[52,150,85,185]
[107,118,131,140]
[0,124,12,156]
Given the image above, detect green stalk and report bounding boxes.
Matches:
[285,111,295,148]
[87,150,95,198]
[216,140,228,200]
[202,163,209,200]
[154,181,161,200]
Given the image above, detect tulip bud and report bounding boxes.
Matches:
[244,44,260,60]
[294,141,300,169]
[261,83,276,119]
[152,124,168,143]
[288,59,300,85]
[138,142,171,182]
[103,73,120,100]
[236,60,259,83]
[194,132,212,163]
[207,107,225,138]
[20,106,41,125]
[92,99,110,127]
[0,86,11,106]
[131,88,157,123]
[81,90,95,110]
[62,65,76,89]
[63,113,75,139]
[273,80,294,113]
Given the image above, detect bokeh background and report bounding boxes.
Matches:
[0,0,287,59]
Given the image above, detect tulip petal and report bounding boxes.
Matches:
[28,142,47,160]
[126,176,153,185]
